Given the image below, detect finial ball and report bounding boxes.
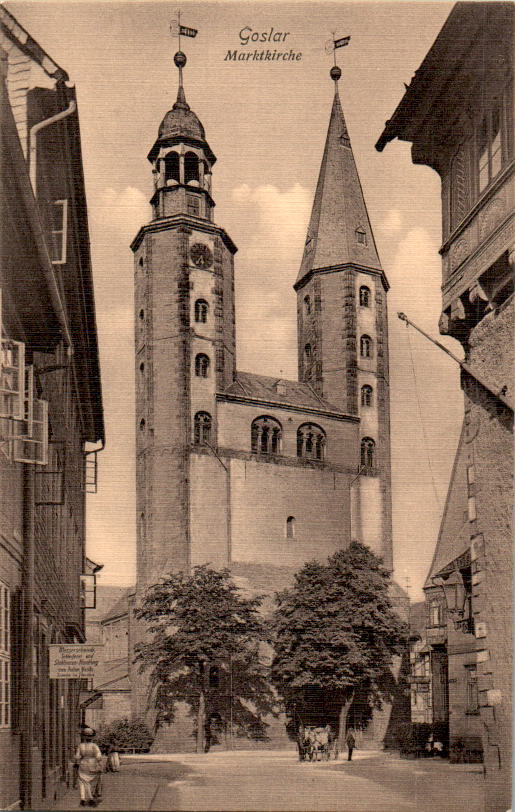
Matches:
[174,51,187,68]
[330,65,342,81]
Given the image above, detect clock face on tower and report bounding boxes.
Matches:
[190,243,213,269]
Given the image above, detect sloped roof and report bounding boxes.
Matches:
[92,658,130,692]
[86,585,129,625]
[296,87,382,287]
[224,371,346,415]
[409,601,427,638]
[424,422,469,587]
[102,588,134,624]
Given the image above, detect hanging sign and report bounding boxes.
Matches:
[49,644,102,679]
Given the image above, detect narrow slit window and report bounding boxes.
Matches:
[195,299,209,323]
[195,354,210,378]
[360,335,372,359]
[194,411,212,444]
[361,385,373,407]
[359,286,371,307]
[356,228,367,246]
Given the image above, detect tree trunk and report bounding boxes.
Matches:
[338,691,355,753]
[197,688,206,754]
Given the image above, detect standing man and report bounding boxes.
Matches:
[346,730,356,761]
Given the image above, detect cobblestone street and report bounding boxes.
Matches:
[48,749,485,812]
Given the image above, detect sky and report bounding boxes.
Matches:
[8,0,464,601]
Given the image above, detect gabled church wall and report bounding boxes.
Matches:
[216,400,357,466]
[229,458,350,570]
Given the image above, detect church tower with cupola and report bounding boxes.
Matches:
[132,51,237,590]
[295,65,392,569]
[130,47,398,749]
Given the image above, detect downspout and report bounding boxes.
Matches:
[29,99,76,197]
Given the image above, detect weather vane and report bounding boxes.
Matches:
[324,33,351,82]
[170,9,198,55]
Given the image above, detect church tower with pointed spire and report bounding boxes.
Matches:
[130,43,398,750]
[295,66,392,569]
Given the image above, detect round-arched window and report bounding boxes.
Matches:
[360,335,373,359]
[194,411,212,444]
[286,516,296,538]
[297,423,326,460]
[361,385,373,407]
[195,299,209,324]
[361,437,375,468]
[359,286,371,307]
[195,354,210,378]
[185,151,200,184]
[164,151,180,184]
[251,416,282,455]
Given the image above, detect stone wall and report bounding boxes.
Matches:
[465,295,513,810]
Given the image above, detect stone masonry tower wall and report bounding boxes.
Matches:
[295,80,392,569]
[132,56,237,592]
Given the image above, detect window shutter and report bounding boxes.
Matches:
[0,339,25,421]
[51,199,68,265]
[13,399,48,465]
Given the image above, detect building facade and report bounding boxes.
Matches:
[84,587,132,731]
[0,8,104,809]
[131,52,394,748]
[377,3,513,808]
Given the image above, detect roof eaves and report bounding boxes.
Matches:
[0,7,68,81]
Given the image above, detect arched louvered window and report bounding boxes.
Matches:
[286,516,296,538]
[185,151,200,184]
[195,353,210,378]
[360,437,375,468]
[251,416,282,455]
[195,299,209,323]
[361,385,373,407]
[360,335,372,359]
[297,423,326,461]
[194,411,212,444]
[359,286,371,307]
[164,151,180,183]
[356,228,367,245]
[304,295,311,315]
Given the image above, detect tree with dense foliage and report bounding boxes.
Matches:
[134,565,276,752]
[271,541,407,748]
[95,718,154,753]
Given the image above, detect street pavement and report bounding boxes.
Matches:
[47,748,486,812]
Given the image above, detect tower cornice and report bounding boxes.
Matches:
[130,214,238,254]
[294,262,389,292]
[149,183,216,211]
[147,134,216,166]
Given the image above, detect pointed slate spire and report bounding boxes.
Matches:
[296,77,382,286]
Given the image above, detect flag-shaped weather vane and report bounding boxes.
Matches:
[325,33,351,82]
[169,11,198,87]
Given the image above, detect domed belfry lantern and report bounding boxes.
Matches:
[147,47,216,221]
